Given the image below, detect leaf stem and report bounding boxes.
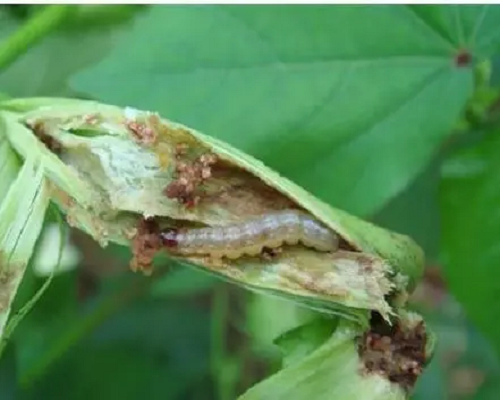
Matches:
[0,5,74,72]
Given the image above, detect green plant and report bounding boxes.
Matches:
[1,5,500,400]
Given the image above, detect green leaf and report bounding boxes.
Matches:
[1,109,94,209]
[68,5,500,216]
[409,5,500,57]
[440,131,500,354]
[238,320,406,400]
[245,294,316,357]
[273,317,336,368]
[0,117,21,196]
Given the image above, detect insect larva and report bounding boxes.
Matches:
[160,209,339,259]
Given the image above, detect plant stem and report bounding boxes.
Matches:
[0,5,74,72]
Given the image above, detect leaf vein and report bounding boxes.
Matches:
[404,6,456,50]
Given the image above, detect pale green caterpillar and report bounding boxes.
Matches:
[160,209,340,259]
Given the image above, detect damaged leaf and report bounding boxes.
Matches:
[0,157,50,342]
[0,97,425,324]
[0,117,20,196]
[239,311,434,400]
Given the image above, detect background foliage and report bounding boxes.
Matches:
[2,4,500,399]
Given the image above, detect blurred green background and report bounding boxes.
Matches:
[2,4,500,399]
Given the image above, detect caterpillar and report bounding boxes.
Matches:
[160,209,339,259]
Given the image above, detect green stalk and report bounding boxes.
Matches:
[0,5,75,72]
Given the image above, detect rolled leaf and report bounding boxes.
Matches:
[0,97,425,324]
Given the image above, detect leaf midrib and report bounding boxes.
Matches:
[121,56,450,78]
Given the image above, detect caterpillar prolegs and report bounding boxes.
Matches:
[161,209,339,259]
